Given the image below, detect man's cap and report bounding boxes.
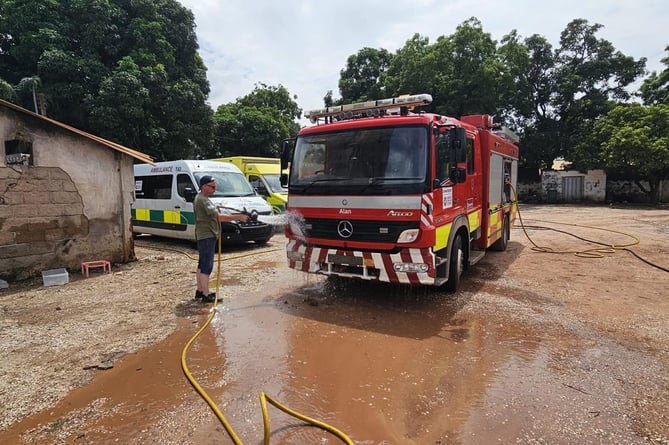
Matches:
[199,175,215,188]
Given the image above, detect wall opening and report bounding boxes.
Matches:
[4,139,33,165]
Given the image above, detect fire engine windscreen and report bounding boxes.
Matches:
[290,126,428,193]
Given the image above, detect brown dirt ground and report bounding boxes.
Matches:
[0,203,668,444]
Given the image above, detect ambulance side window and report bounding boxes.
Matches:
[249,174,268,197]
[136,174,172,199]
[176,174,194,198]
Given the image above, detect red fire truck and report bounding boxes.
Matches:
[280,94,519,291]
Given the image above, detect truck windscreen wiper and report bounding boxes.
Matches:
[294,177,342,193]
[357,176,421,194]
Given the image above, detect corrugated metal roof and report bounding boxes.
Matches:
[0,99,154,164]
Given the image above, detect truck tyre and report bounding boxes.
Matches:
[490,215,509,251]
[445,235,463,292]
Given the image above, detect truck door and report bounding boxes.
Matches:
[465,136,483,226]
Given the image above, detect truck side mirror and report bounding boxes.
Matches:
[280,138,295,170]
[184,187,196,203]
[450,167,466,184]
[450,127,467,164]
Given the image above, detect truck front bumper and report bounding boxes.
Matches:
[220,221,273,244]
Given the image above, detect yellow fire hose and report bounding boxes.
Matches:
[509,184,640,258]
[180,234,355,445]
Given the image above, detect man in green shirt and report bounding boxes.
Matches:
[194,175,249,302]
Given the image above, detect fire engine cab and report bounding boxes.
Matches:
[280,93,519,291]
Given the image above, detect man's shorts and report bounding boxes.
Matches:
[197,237,217,274]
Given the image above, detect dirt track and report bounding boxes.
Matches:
[0,204,668,444]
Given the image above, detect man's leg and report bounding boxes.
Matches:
[196,238,216,298]
[196,268,208,295]
[199,270,211,294]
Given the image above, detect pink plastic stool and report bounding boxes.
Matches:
[81,260,111,277]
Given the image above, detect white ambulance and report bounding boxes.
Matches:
[132,160,274,243]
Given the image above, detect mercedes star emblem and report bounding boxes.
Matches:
[337,220,353,238]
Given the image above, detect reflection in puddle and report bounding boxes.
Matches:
[198,272,609,444]
[460,344,552,442]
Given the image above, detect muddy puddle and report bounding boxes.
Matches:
[4,248,663,444]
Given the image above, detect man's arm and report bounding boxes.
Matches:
[217,212,249,223]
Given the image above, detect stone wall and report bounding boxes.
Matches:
[0,167,89,278]
[0,108,136,281]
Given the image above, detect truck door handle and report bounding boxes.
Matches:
[174,205,181,209]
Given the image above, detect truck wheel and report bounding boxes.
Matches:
[445,235,463,292]
[490,215,509,251]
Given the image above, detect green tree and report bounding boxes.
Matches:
[236,82,301,123]
[432,18,503,117]
[342,19,504,117]
[640,46,669,105]
[0,0,211,160]
[0,0,66,84]
[553,19,646,161]
[338,47,392,103]
[86,57,151,154]
[384,33,434,102]
[577,103,669,203]
[323,90,335,107]
[212,83,301,158]
[498,33,561,172]
[0,78,17,101]
[496,30,534,122]
[17,75,41,113]
[332,17,647,176]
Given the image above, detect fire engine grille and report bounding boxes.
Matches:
[303,218,418,243]
[220,221,273,239]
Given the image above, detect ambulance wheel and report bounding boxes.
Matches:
[445,235,464,292]
[490,215,509,251]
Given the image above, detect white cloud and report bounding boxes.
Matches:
[178,0,668,115]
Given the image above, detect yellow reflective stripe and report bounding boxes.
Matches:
[487,209,503,245]
[435,222,451,251]
[468,209,482,232]
[136,208,150,221]
[164,210,180,224]
[133,208,186,224]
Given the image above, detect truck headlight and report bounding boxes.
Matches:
[393,263,429,273]
[397,229,420,243]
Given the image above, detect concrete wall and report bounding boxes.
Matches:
[607,179,669,203]
[516,181,542,202]
[0,108,136,281]
[517,176,669,204]
[541,169,607,203]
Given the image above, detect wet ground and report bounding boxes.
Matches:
[1,204,668,444]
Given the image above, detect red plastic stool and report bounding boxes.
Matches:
[81,260,111,277]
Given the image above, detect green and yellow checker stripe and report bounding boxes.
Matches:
[132,208,195,230]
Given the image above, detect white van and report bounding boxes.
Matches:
[132,160,274,244]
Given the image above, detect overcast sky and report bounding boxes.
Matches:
[177,0,667,118]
